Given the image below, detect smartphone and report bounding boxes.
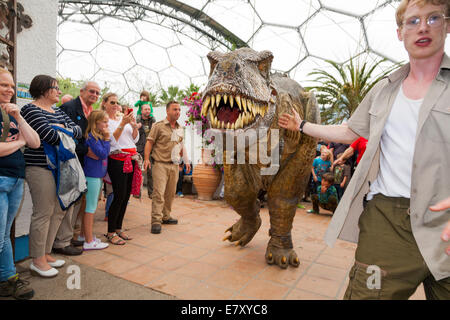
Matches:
[127,108,133,115]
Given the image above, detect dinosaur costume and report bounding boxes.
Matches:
[201,48,320,269]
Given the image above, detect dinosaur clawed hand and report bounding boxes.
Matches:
[223,216,262,247]
[265,242,300,269]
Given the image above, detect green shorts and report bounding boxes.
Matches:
[344,194,450,300]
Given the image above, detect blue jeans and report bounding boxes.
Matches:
[0,176,24,281]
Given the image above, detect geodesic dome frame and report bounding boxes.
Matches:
[57,0,405,104]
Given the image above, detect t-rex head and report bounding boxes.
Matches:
[202,48,277,133]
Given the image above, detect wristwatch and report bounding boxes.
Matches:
[299,120,307,133]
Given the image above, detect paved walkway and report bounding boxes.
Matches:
[6,193,425,300]
[69,194,425,300]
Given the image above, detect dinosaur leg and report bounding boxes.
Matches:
[265,137,316,269]
[223,163,262,247]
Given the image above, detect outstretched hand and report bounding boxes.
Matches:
[278,108,302,132]
[429,196,450,255]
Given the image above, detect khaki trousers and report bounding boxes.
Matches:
[53,194,85,249]
[344,194,450,300]
[26,166,72,258]
[151,162,178,225]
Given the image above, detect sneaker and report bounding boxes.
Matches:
[176,192,184,198]
[0,274,34,300]
[297,204,305,209]
[307,209,319,214]
[83,240,109,251]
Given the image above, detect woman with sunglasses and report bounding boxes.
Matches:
[102,93,139,245]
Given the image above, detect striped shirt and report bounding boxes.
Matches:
[20,103,82,167]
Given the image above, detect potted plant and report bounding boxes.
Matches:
[184,92,222,200]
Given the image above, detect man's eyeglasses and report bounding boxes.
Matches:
[50,86,60,91]
[402,12,449,30]
[88,89,100,95]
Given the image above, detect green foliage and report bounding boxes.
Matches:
[56,77,109,109]
[157,83,201,107]
[306,57,401,124]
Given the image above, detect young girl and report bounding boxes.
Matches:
[134,90,153,117]
[82,110,111,250]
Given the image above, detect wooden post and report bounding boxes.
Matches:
[9,0,18,260]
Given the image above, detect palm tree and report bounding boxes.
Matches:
[307,57,401,124]
[158,85,183,106]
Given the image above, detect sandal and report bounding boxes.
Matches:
[117,231,132,241]
[106,233,126,245]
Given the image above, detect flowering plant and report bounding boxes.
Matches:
[184,92,223,172]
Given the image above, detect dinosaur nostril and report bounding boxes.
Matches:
[235,64,240,73]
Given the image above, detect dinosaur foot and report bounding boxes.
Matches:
[223,216,262,247]
[265,242,300,269]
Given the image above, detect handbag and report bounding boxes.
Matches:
[0,107,10,142]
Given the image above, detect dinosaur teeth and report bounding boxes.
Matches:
[216,94,221,107]
[242,98,247,112]
[211,95,215,109]
[224,94,228,104]
[236,95,242,110]
[229,95,234,108]
[202,96,210,116]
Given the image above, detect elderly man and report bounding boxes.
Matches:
[279,0,450,299]
[52,81,101,256]
[144,101,191,234]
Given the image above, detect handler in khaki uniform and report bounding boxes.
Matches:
[144,101,191,234]
[279,0,450,299]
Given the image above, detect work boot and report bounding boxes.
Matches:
[151,224,161,234]
[162,217,178,225]
[0,274,34,300]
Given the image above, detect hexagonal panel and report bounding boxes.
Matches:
[254,0,320,26]
[251,25,306,72]
[57,21,99,52]
[158,66,191,89]
[301,10,363,63]
[57,50,98,80]
[130,40,171,72]
[93,69,128,97]
[321,0,387,16]
[123,65,160,92]
[167,44,205,77]
[365,5,408,62]
[91,42,135,73]
[203,0,263,42]
[134,20,181,48]
[96,17,141,46]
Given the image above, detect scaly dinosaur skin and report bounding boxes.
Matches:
[201,48,320,269]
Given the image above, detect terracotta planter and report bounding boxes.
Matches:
[192,149,221,201]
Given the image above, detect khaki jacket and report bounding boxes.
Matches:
[147,118,184,163]
[324,54,450,280]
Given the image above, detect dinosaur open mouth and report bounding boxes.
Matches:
[201,93,270,129]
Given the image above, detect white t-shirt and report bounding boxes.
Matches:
[367,85,422,200]
[108,118,140,153]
